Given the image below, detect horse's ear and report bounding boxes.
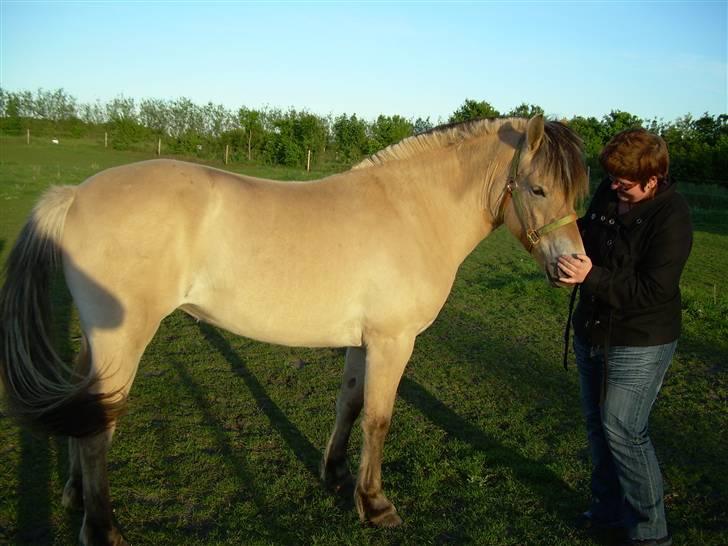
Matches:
[526,114,545,151]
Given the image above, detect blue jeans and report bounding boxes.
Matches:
[574,335,676,541]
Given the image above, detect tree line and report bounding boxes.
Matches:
[1,88,725,184]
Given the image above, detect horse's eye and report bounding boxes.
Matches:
[532,186,546,197]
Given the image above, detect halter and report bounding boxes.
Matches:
[500,136,578,252]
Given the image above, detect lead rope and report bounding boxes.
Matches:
[562,285,579,370]
[562,287,610,403]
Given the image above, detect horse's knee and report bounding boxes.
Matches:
[363,414,391,436]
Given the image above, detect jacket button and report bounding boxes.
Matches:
[595,320,601,326]
[608,218,615,225]
[600,215,606,221]
[607,239,613,246]
[636,218,643,224]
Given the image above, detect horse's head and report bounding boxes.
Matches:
[499,116,588,286]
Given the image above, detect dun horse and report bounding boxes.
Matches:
[1,116,587,545]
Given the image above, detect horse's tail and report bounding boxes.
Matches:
[0,185,125,437]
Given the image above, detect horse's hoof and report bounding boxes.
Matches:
[355,488,403,528]
[80,524,128,546]
[371,510,403,528]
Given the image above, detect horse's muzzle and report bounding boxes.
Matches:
[546,263,567,288]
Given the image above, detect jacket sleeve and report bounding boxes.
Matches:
[581,199,693,310]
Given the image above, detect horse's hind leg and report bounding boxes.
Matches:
[71,319,160,545]
[62,336,92,511]
[75,337,148,546]
[355,334,415,527]
[78,426,127,546]
[321,347,366,491]
[62,437,84,511]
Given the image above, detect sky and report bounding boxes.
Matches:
[0,0,726,123]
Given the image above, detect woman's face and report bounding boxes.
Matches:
[608,174,658,204]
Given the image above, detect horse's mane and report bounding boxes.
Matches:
[353,117,588,202]
[352,117,511,170]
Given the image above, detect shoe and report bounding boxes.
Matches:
[573,510,624,530]
[620,535,672,546]
[573,511,598,530]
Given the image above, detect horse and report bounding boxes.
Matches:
[0,115,587,545]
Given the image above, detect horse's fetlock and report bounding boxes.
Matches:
[81,520,128,546]
[80,521,127,546]
[62,479,84,511]
[355,487,402,527]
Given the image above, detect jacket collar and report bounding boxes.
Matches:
[605,180,676,227]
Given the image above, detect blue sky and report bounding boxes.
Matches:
[1,1,726,123]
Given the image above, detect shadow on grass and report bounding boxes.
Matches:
[16,431,52,545]
[399,374,582,523]
[197,323,322,478]
[404,298,592,523]
[169,356,305,544]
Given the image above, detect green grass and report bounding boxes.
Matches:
[1,136,726,545]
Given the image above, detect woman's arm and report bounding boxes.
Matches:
[560,201,692,308]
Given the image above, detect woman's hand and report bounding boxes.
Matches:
[557,254,593,284]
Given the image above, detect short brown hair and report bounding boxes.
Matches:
[599,129,669,188]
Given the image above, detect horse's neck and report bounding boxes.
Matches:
[480,134,521,226]
[367,136,512,267]
[440,135,515,252]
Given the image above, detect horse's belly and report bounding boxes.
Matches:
[179,299,364,348]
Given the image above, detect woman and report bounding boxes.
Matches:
[558,129,692,546]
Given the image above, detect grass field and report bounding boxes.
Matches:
[0,136,726,545]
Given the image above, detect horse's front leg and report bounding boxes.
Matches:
[321,346,366,492]
[78,426,128,546]
[355,334,415,527]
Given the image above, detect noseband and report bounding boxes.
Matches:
[500,136,577,253]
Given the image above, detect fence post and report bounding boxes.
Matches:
[105,132,108,148]
[307,149,311,172]
[225,144,229,165]
[26,128,30,144]
[158,138,161,156]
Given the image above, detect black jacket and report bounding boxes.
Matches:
[573,178,693,347]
